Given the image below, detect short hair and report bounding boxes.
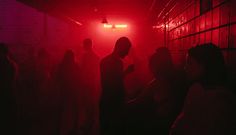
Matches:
[188,43,226,85]
[114,37,131,52]
[149,47,173,79]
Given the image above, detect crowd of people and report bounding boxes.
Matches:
[0,37,236,135]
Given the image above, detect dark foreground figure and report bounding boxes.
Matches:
[170,43,236,135]
[99,37,134,135]
[0,43,18,135]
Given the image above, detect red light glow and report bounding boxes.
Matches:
[115,24,127,28]
[103,24,128,29]
[91,19,133,49]
[103,24,113,28]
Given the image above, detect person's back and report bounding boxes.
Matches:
[55,50,82,135]
[80,38,100,87]
[99,37,133,135]
[79,39,101,135]
[80,38,100,109]
[100,54,125,106]
[127,47,182,135]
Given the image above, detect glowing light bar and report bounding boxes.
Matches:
[103,24,112,28]
[115,24,127,28]
[66,16,82,26]
[103,24,127,29]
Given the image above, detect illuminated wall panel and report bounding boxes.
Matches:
[219,27,228,48]
[220,3,229,26]
[205,11,212,29]
[212,7,220,27]
[231,1,236,22]
[212,29,219,45]
[195,0,200,16]
[199,33,205,44]
[159,0,235,67]
[195,17,200,32]
[229,25,236,48]
[205,31,212,43]
[199,15,206,31]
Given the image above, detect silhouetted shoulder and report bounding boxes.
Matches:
[101,54,122,68]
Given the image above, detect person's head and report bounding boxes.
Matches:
[185,43,226,86]
[63,49,75,64]
[149,47,174,79]
[83,38,92,51]
[0,43,9,58]
[113,37,132,58]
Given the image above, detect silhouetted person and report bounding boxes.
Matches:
[100,37,134,135]
[0,43,18,135]
[35,48,51,83]
[149,47,184,135]
[80,38,100,135]
[32,48,54,135]
[80,38,100,96]
[33,48,52,106]
[80,38,100,90]
[17,46,37,135]
[170,43,236,135]
[128,47,182,135]
[55,50,82,135]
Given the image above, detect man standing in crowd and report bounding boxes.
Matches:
[99,37,134,135]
